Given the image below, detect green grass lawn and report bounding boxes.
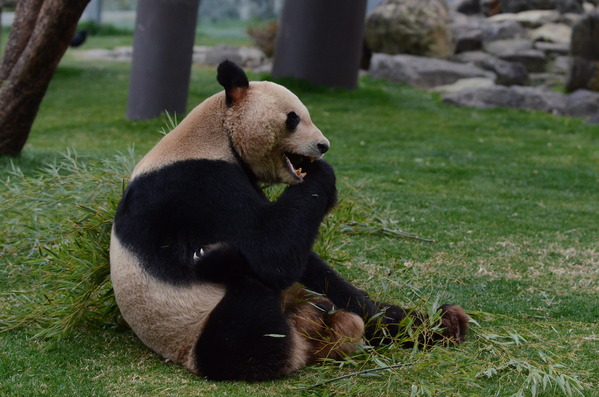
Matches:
[1,35,598,396]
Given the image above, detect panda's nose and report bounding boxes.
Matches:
[317,142,329,154]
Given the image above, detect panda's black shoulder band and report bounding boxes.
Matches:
[217,60,249,107]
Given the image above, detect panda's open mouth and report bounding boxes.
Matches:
[283,152,316,181]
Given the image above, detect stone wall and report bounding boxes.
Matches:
[367,0,599,123]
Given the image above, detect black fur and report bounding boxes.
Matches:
[285,111,300,132]
[113,158,337,290]
[194,277,294,381]
[217,60,249,107]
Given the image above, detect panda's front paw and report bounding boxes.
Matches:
[300,159,337,211]
[365,303,469,347]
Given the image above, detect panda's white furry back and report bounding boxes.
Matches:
[110,61,469,382]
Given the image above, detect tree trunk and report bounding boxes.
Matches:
[126,0,200,120]
[0,0,44,82]
[0,0,89,156]
[271,0,367,89]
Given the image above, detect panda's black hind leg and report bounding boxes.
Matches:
[193,278,304,381]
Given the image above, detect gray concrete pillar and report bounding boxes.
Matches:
[271,0,367,89]
[126,0,200,120]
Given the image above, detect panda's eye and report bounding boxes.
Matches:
[286,111,300,132]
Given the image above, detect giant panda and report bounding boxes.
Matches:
[110,60,469,381]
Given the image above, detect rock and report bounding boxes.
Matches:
[564,89,599,117]
[480,19,525,42]
[560,12,584,27]
[530,72,564,88]
[455,31,484,53]
[485,13,519,23]
[452,50,497,64]
[192,46,210,64]
[113,47,133,60]
[515,10,560,28]
[553,0,585,13]
[453,0,482,14]
[200,45,266,68]
[566,9,599,92]
[556,0,585,13]
[548,56,570,74]
[483,39,548,73]
[443,85,566,114]
[452,50,530,86]
[452,23,484,53]
[484,39,533,56]
[485,10,562,27]
[369,53,496,89]
[496,0,584,14]
[78,48,116,61]
[499,49,547,73]
[364,0,454,58]
[252,62,273,74]
[586,112,599,124]
[529,23,572,44]
[431,77,496,94]
[534,41,570,57]
[584,2,597,12]
[479,57,530,85]
[75,47,132,62]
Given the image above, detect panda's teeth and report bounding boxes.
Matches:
[295,167,307,178]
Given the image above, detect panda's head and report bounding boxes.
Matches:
[217,61,330,185]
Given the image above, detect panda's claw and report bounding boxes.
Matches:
[193,249,206,262]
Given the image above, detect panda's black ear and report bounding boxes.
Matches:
[217,60,249,107]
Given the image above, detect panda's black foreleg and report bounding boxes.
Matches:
[299,253,378,317]
[191,243,256,284]
[299,253,469,346]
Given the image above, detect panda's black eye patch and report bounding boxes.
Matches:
[286,112,300,132]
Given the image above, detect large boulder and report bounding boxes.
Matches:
[479,57,530,85]
[564,89,599,117]
[499,49,547,72]
[369,53,495,89]
[453,50,529,85]
[566,9,599,92]
[529,23,572,44]
[443,85,567,114]
[483,38,547,72]
[364,0,454,58]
